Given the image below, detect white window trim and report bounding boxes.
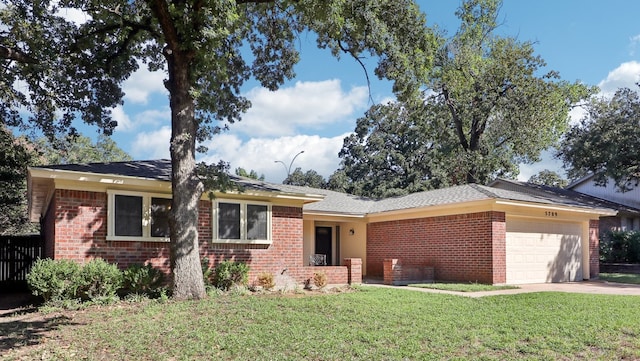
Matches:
[107,190,171,242]
[212,199,272,245]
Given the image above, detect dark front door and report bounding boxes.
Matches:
[315,226,332,266]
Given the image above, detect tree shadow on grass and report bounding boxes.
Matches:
[0,313,77,353]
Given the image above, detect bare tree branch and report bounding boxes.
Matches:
[338,40,374,104]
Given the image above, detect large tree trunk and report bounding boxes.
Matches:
[165,46,206,300]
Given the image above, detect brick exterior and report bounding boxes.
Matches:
[383,258,434,285]
[589,219,600,278]
[46,190,350,285]
[344,258,362,285]
[368,211,507,284]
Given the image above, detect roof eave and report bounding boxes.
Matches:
[303,210,367,218]
[28,167,324,203]
[494,199,617,217]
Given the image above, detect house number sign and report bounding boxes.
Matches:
[544,211,558,217]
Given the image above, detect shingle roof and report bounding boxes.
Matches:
[31,159,312,195]
[490,178,640,214]
[32,160,616,215]
[276,185,373,215]
[37,159,173,181]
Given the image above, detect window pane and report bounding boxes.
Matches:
[115,195,142,237]
[218,203,240,239]
[247,204,268,240]
[151,198,171,238]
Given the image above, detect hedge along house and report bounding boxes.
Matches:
[28,160,616,286]
[27,159,362,286]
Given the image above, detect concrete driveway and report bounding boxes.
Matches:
[365,280,640,298]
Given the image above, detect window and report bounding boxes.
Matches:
[114,195,142,237]
[214,200,271,244]
[107,191,171,241]
[218,203,241,239]
[150,197,171,238]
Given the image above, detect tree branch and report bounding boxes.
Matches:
[0,45,38,64]
[148,0,181,51]
[338,40,374,104]
[443,85,469,150]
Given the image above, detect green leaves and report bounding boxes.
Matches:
[333,0,592,197]
[559,86,640,191]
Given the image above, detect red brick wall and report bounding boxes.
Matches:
[48,190,348,285]
[42,195,56,259]
[589,219,600,278]
[51,189,171,270]
[490,212,506,284]
[367,211,506,284]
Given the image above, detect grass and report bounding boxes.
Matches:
[3,286,640,360]
[407,282,519,292]
[600,272,640,285]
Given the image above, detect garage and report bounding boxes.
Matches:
[506,217,584,284]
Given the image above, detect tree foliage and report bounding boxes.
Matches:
[331,0,592,198]
[0,128,131,235]
[33,133,132,165]
[0,126,38,235]
[528,170,568,188]
[284,167,327,188]
[234,167,264,181]
[332,102,448,198]
[558,86,640,191]
[2,0,437,298]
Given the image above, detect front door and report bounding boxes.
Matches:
[315,226,332,266]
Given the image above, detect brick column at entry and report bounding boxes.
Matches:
[383,259,401,285]
[344,258,362,285]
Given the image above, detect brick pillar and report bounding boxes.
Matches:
[344,258,362,285]
[383,259,402,285]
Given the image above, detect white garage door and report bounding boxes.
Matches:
[506,218,583,284]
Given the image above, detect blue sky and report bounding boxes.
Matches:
[65,1,640,183]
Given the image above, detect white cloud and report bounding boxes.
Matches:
[568,104,588,125]
[199,133,349,182]
[597,61,640,96]
[130,126,171,160]
[113,106,170,133]
[134,108,170,127]
[54,7,91,25]
[629,34,640,56]
[111,106,133,131]
[236,80,368,137]
[122,65,167,104]
[517,149,566,182]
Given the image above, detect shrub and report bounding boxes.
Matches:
[122,264,165,296]
[201,257,214,286]
[212,260,249,291]
[27,259,81,302]
[257,272,275,290]
[601,230,640,263]
[76,258,122,303]
[313,271,327,289]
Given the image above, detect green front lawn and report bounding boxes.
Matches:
[408,282,519,292]
[4,287,640,360]
[600,273,640,284]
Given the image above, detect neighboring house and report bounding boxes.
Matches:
[567,174,640,232]
[490,178,640,240]
[28,160,616,285]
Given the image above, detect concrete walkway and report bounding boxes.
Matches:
[362,280,640,298]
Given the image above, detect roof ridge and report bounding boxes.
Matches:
[468,183,499,199]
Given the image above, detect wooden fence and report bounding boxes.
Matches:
[0,235,43,288]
